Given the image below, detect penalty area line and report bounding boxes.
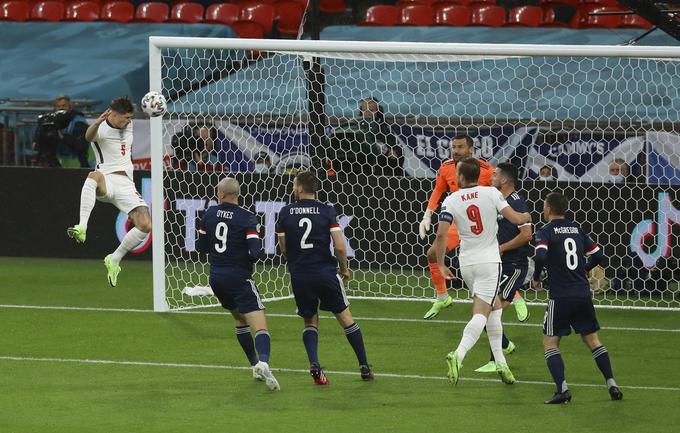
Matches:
[0,355,678,392]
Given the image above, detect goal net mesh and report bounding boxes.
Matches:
[155,43,680,311]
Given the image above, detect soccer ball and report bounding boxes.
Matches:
[141,91,167,117]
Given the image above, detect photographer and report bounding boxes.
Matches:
[32,95,89,167]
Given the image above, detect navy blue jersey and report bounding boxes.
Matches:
[276,199,340,274]
[497,191,530,265]
[533,219,601,298]
[197,203,260,275]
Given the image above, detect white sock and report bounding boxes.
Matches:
[454,314,487,362]
[111,228,147,264]
[486,309,506,365]
[78,178,98,228]
[436,293,449,301]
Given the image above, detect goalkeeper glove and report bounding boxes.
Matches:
[419,209,434,240]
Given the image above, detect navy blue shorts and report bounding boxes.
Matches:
[210,269,264,314]
[498,263,528,303]
[543,297,600,337]
[290,271,349,318]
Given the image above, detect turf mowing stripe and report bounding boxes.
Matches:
[0,355,678,392]
[1,303,679,333]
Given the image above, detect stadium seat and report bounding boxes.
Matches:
[274,1,305,35]
[619,13,652,29]
[359,5,399,25]
[168,2,203,23]
[434,4,470,25]
[134,2,169,22]
[319,0,344,14]
[100,1,133,22]
[240,3,274,32]
[398,4,434,25]
[574,5,622,28]
[231,20,265,38]
[31,1,65,21]
[65,1,99,21]
[470,4,505,26]
[505,5,542,27]
[205,3,239,25]
[1,1,30,21]
[469,0,496,4]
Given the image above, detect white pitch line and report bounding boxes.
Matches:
[1,355,678,392]
[1,303,679,334]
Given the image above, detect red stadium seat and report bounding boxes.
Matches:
[100,1,133,22]
[168,2,203,23]
[1,1,30,21]
[31,1,64,21]
[134,2,169,22]
[470,4,505,26]
[574,5,622,28]
[505,5,542,26]
[274,1,305,35]
[205,3,239,25]
[469,0,495,5]
[619,13,652,29]
[434,5,470,25]
[319,0,344,14]
[65,1,99,21]
[359,5,398,25]
[240,3,274,32]
[231,20,265,38]
[398,4,434,25]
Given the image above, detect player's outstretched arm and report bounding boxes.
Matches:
[434,220,454,280]
[331,231,350,282]
[85,109,111,142]
[500,207,532,226]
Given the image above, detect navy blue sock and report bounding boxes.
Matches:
[235,325,258,366]
[344,323,368,366]
[303,326,319,365]
[489,332,510,361]
[592,346,614,380]
[545,348,568,393]
[254,329,271,364]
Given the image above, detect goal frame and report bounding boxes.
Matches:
[149,37,680,312]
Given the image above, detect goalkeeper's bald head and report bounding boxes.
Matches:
[217,177,240,204]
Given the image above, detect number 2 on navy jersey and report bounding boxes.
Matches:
[215,222,228,253]
[466,204,484,235]
[299,218,313,249]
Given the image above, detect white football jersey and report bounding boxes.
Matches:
[91,120,134,179]
[440,186,509,267]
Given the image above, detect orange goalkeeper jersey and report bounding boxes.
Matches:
[426,157,494,211]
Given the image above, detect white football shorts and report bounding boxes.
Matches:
[97,173,148,215]
[460,262,502,306]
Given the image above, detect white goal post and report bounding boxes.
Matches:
[149,37,680,312]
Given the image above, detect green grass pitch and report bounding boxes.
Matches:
[1,257,679,433]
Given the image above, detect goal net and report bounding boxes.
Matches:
[149,38,680,312]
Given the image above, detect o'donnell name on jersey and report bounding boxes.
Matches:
[290,207,320,215]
